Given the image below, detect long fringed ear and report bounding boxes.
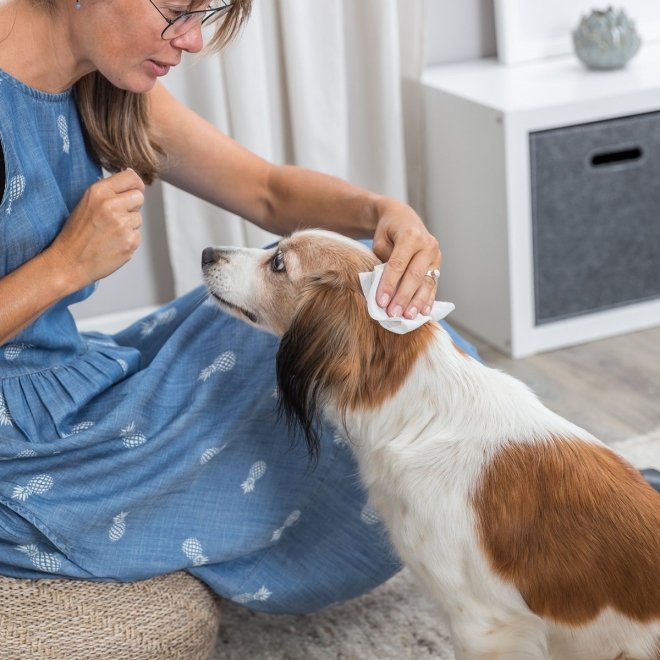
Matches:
[276,261,436,464]
[276,330,324,464]
[276,271,367,464]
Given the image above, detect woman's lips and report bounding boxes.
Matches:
[148,60,173,76]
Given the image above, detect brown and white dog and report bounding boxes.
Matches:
[202,229,660,660]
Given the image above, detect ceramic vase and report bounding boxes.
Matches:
[573,7,641,70]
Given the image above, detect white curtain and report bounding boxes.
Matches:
[160,0,426,295]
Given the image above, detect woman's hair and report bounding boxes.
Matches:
[62,0,252,184]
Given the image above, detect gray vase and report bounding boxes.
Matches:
[572,7,642,70]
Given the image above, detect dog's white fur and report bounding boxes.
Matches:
[202,229,660,660]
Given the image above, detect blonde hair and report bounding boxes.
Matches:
[69,0,253,184]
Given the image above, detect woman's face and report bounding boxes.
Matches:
[73,0,207,93]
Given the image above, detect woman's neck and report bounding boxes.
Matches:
[0,1,91,93]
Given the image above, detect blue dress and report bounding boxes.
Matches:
[0,68,479,614]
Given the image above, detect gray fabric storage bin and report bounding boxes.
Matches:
[530,111,660,324]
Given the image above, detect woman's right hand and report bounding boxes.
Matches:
[46,168,145,290]
[0,169,145,345]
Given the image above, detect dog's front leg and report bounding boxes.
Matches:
[449,609,549,660]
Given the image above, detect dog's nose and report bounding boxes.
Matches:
[202,247,217,268]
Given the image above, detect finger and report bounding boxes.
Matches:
[125,189,145,213]
[376,237,436,308]
[104,168,145,194]
[385,252,438,318]
[403,275,438,319]
[374,231,441,310]
[122,216,143,248]
[126,210,143,231]
[375,247,412,310]
[110,189,144,214]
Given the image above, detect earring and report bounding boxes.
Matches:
[75,1,81,8]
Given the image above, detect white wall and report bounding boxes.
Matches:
[426,0,496,65]
[73,0,496,322]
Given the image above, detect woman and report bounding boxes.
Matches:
[0,0,474,613]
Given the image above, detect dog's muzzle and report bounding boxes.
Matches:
[202,247,219,268]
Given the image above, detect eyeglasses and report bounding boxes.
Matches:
[148,0,233,40]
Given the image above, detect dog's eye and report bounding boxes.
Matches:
[271,251,286,273]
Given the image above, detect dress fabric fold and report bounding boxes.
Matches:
[0,67,402,614]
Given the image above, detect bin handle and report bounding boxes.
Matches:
[591,146,643,167]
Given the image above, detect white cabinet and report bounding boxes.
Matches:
[423,43,660,357]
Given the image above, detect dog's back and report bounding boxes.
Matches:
[336,324,660,659]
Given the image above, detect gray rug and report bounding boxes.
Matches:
[212,433,660,659]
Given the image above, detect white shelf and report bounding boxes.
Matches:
[423,47,660,357]
[422,41,660,114]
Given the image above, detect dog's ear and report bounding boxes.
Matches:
[276,265,437,463]
[276,271,367,463]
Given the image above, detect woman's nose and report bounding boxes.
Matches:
[170,23,204,54]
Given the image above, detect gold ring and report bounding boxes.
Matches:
[425,268,440,282]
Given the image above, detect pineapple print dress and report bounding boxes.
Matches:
[0,69,480,613]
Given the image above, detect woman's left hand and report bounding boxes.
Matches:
[371,200,441,319]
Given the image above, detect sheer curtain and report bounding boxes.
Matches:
[160,0,426,295]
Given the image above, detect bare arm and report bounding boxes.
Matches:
[0,251,75,345]
[0,170,145,345]
[149,83,440,318]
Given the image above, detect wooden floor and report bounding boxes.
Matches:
[459,324,660,445]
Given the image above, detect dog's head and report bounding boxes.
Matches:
[202,229,378,337]
[202,229,435,459]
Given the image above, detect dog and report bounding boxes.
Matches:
[202,229,660,660]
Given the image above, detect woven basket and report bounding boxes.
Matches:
[0,571,221,659]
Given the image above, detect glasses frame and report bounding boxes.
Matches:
[148,0,233,40]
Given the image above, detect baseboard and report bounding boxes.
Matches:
[75,305,159,335]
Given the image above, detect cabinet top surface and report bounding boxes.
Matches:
[422,41,660,113]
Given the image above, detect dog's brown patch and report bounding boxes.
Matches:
[473,437,660,625]
[280,244,437,412]
[275,232,438,458]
